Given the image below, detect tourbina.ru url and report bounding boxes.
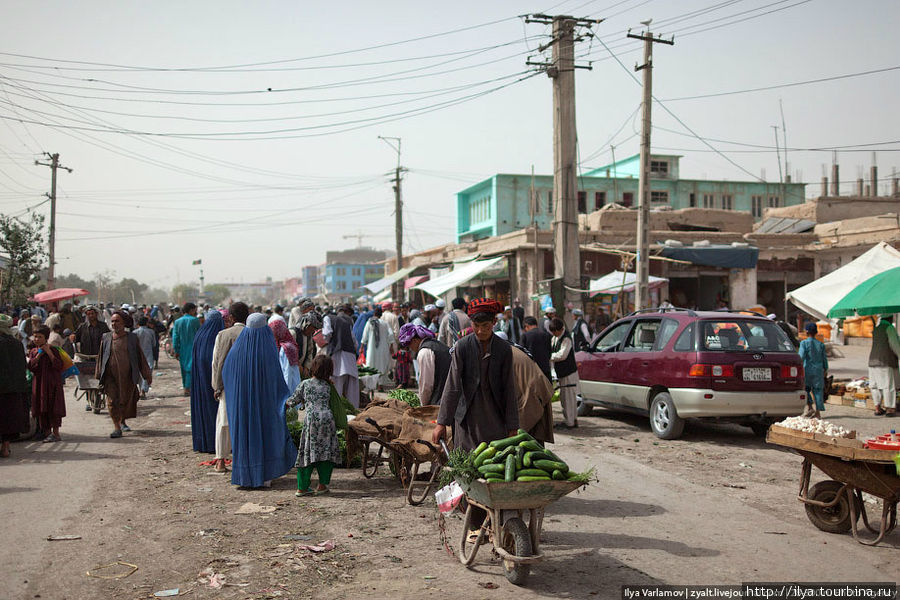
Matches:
[621,584,897,599]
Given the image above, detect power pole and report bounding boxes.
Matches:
[526,13,601,319]
[34,152,73,291]
[627,23,673,311]
[378,136,404,301]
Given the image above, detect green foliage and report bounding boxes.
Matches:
[203,284,231,306]
[285,407,299,423]
[438,446,479,488]
[0,212,47,305]
[288,420,304,447]
[171,283,199,305]
[388,388,421,408]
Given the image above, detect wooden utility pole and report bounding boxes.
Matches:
[34,152,72,291]
[526,14,600,319]
[627,23,672,310]
[378,136,404,301]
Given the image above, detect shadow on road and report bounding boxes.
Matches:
[550,495,666,518]
[545,529,720,558]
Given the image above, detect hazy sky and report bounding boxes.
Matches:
[2,0,898,288]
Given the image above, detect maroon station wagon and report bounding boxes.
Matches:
[575,309,806,439]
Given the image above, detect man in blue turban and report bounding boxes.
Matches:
[222,312,297,488]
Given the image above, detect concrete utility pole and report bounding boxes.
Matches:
[378,136,404,301]
[627,23,673,311]
[526,13,600,318]
[34,153,73,291]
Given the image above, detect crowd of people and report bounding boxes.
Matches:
[0,296,591,496]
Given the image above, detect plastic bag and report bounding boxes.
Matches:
[435,481,465,513]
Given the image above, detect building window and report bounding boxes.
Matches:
[689,193,696,208]
[622,192,634,207]
[351,267,361,276]
[702,194,714,208]
[650,160,669,176]
[650,190,669,206]
[751,195,763,218]
[547,190,553,214]
[594,191,605,210]
[336,267,346,276]
[768,196,781,208]
[577,191,587,214]
[721,195,733,210]
[337,281,347,291]
[469,194,491,225]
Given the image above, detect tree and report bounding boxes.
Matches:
[113,277,149,304]
[203,284,231,306]
[171,283,199,305]
[0,212,47,306]
[55,273,97,297]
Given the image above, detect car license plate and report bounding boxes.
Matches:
[743,367,771,381]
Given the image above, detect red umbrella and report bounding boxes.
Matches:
[31,288,90,303]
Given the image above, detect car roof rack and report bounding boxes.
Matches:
[626,307,698,317]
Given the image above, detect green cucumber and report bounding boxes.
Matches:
[472,441,488,457]
[489,433,529,450]
[473,446,496,467]
[495,445,518,461]
[515,446,525,471]
[518,440,543,453]
[551,469,566,480]
[514,468,549,478]
[504,454,516,482]
[517,429,538,441]
[523,451,552,468]
[533,459,569,473]
[477,463,505,475]
[516,475,551,482]
[485,477,504,483]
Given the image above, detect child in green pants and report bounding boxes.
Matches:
[287,355,340,496]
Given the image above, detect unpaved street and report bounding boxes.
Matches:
[2,352,897,600]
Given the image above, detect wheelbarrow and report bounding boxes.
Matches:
[456,476,584,585]
[767,425,899,546]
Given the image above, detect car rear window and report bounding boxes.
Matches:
[700,320,795,352]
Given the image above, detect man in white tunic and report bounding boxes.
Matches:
[210,302,249,473]
[361,306,395,387]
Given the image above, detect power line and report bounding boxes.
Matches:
[660,65,900,101]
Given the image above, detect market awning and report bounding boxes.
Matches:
[658,244,758,269]
[787,241,900,321]
[413,256,504,298]
[589,271,668,296]
[373,288,392,303]
[363,266,415,294]
[404,275,428,290]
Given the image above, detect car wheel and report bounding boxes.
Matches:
[649,391,684,440]
[576,395,593,417]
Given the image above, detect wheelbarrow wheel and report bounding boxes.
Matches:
[500,517,532,586]
[805,480,858,534]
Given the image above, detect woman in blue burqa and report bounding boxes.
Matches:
[190,309,225,453]
[223,312,297,488]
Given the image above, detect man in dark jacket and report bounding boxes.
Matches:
[398,323,450,406]
[0,314,30,457]
[521,316,552,382]
[432,298,518,452]
[325,304,360,408]
[97,311,151,438]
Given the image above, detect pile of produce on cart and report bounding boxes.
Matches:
[442,429,592,487]
[775,416,855,438]
[357,365,380,376]
[388,388,421,408]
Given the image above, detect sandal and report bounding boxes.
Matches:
[42,435,59,443]
[110,430,123,439]
[315,487,330,495]
[295,489,315,497]
[874,406,886,416]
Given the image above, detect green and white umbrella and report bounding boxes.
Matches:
[827,266,900,318]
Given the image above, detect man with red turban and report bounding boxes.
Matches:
[432,298,518,451]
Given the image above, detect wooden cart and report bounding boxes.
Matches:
[767,425,899,546]
[456,477,584,585]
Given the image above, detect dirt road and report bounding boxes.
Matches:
[2,353,897,600]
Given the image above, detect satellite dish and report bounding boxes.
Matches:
[640,19,652,26]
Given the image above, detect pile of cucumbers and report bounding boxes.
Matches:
[471,429,577,483]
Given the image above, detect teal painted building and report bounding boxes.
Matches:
[456,154,807,243]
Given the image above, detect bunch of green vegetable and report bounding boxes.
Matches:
[472,429,586,483]
[438,446,479,488]
[894,452,899,477]
[358,365,380,376]
[389,388,421,408]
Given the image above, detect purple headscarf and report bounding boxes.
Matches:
[398,323,435,347]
